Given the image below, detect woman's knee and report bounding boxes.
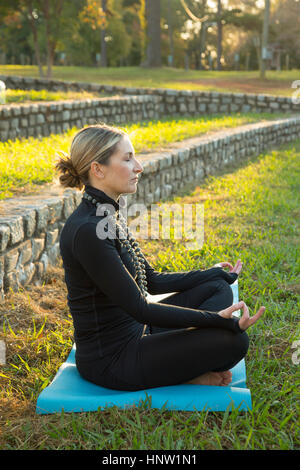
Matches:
[233,330,249,360]
[215,278,234,308]
[220,328,249,360]
[211,329,249,373]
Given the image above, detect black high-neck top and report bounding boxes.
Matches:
[59,184,240,362]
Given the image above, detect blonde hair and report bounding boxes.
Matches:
[55,123,127,190]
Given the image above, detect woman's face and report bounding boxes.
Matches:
[90,135,143,201]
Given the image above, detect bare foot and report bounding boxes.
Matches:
[219,370,232,386]
[185,370,232,386]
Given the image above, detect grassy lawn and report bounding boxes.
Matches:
[2,89,113,105]
[0,138,299,450]
[0,111,294,201]
[1,65,299,97]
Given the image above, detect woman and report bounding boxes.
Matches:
[56,123,265,391]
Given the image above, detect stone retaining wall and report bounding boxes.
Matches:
[0,95,160,142]
[1,115,299,300]
[0,74,299,143]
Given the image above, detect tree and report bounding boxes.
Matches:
[122,0,145,66]
[1,0,68,78]
[0,6,32,67]
[143,0,161,67]
[216,0,222,70]
[167,0,174,66]
[79,0,108,66]
[105,2,132,66]
[180,0,209,70]
[1,0,45,76]
[270,0,300,69]
[42,0,66,78]
[260,0,270,78]
[27,1,44,77]
[210,0,263,71]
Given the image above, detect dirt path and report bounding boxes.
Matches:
[176,77,292,95]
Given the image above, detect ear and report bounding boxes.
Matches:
[90,161,105,179]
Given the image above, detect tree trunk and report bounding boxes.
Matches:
[145,0,161,67]
[47,45,56,79]
[260,0,270,79]
[167,0,174,67]
[198,22,206,70]
[27,0,44,78]
[216,0,222,71]
[43,0,53,79]
[100,0,107,67]
[256,44,262,71]
[43,0,64,79]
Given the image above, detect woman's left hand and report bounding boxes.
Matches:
[218,301,266,331]
[212,259,243,275]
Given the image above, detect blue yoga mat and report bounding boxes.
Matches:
[36,281,252,414]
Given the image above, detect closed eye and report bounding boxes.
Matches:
[125,152,135,160]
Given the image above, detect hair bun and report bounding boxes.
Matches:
[54,150,83,190]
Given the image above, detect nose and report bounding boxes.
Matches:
[134,157,143,174]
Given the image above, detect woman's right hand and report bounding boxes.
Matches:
[218,301,266,331]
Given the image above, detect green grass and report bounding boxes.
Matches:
[1,65,299,96]
[0,111,293,200]
[0,138,299,450]
[2,89,111,104]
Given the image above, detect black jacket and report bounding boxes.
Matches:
[59,184,241,362]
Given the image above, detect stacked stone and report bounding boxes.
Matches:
[0,95,161,143]
[0,189,81,300]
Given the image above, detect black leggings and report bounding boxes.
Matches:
[76,278,249,391]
